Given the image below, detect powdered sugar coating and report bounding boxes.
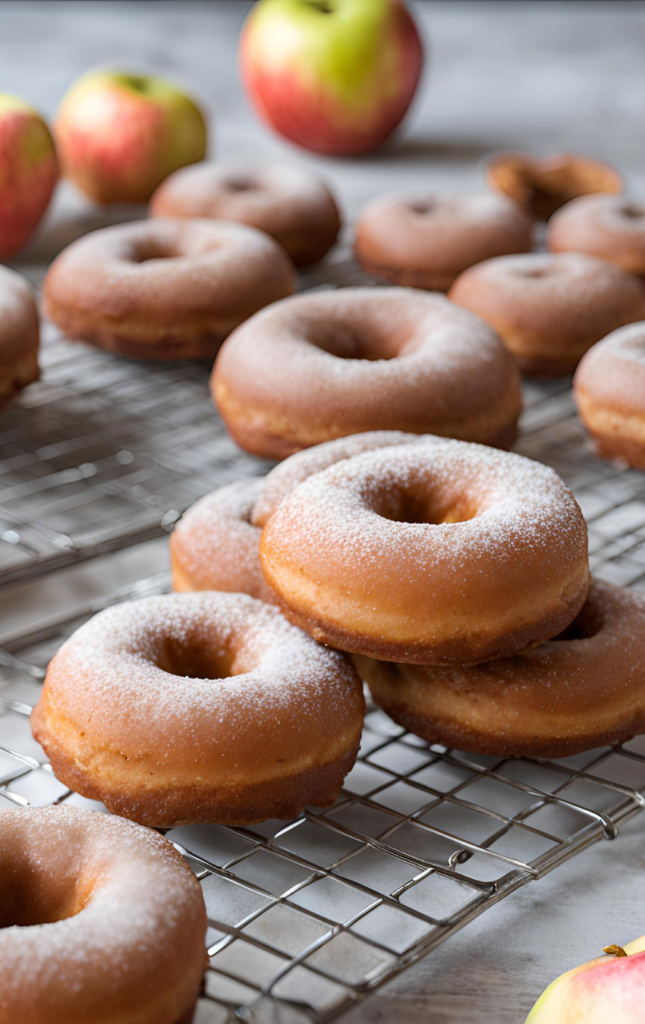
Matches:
[261,437,589,662]
[0,805,205,1018]
[151,160,340,266]
[214,288,521,458]
[265,438,586,573]
[170,477,275,601]
[254,430,424,527]
[574,320,645,416]
[36,592,361,769]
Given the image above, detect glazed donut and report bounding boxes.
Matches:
[170,477,276,601]
[354,192,532,291]
[574,322,645,469]
[486,151,622,220]
[32,592,364,826]
[260,439,590,665]
[549,194,645,276]
[357,580,645,758]
[0,805,206,1024]
[253,430,421,528]
[0,266,39,408]
[151,160,341,267]
[44,218,295,360]
[213,288,522,460]
[449,252,645,376]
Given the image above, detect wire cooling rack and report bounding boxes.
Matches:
[1,374,645,1021]
[3,241,645,1022]
[0,246,365,588]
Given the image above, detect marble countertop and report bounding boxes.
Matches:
[2,2,645,1021]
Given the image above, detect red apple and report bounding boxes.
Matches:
[0,95,57,260]
[54,71,208,205]
[240,0,424,156]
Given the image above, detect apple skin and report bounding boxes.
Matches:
[526,935,645,1023]
[240,0,423,156]
[54,71,207,205]
[0,95,58,260]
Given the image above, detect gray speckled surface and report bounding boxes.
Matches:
[2,2,645,1021]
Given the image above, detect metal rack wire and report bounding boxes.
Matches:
[2,246,645,1022]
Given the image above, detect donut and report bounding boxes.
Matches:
[171,433,421,598]
[449,252,645,376]
[151,160,341,267]
[354,192,532,290]
[0,805,206,1024]
[32,592,364,826]
[549,193,645,276]
[574,322,645,469]
[44,218,295,360]
[212,288,523,460]
[253,430,422,527]
[260,439,590,665]
[170,477,276,601]
[486,151,622,220]
[0,266,39,408]
[357,580,645,758]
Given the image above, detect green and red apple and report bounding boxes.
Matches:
[54,71,207,205]
[527,934,645,1022]
[240,0,424,155]
[0,94,58,260]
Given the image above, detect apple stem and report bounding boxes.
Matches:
[603,944,628,957]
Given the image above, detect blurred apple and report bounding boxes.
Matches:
[54,70,207,205]
[240,0,424,156]
[0,95,58,260]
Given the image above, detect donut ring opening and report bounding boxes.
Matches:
[260,440,589,664]
[213,288,522,460]
[32,593,364,826]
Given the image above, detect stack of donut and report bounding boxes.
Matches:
[166,432,645,764]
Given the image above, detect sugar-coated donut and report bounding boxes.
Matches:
[260,439,590,665]
[0,266,39,408]
[574,322,645,469]
[32,592,364,826]
[354,192,532,291]
[151,160,341,267]
[449,252,645,376]
[170,477,276,602]
[44,218,295,360]
[357,580,645,758]
[486,152,622,220]
[0,805,206,1024]
[171,434,422,598]
[549,194,645,276]
[253,430,421,528]
[213,288,522,460]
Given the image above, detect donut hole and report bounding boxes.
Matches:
[0,865,92,927]
[156,633,247,680]
[372,483,478,526]
[515,264,552,279]
[621,204,645,220]
[129,239,183,264]
[308,322,407,361]
[224,178,258,193]
[409,201,435,216]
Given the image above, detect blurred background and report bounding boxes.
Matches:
[3,0,645,249]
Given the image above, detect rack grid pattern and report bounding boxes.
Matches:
[0,248,364,588]
[3,245,645,1021]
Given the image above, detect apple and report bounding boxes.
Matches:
[54,70,207,205]
[526,934,645,1022]
[0,94,57,260]
[240,0,424,156]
